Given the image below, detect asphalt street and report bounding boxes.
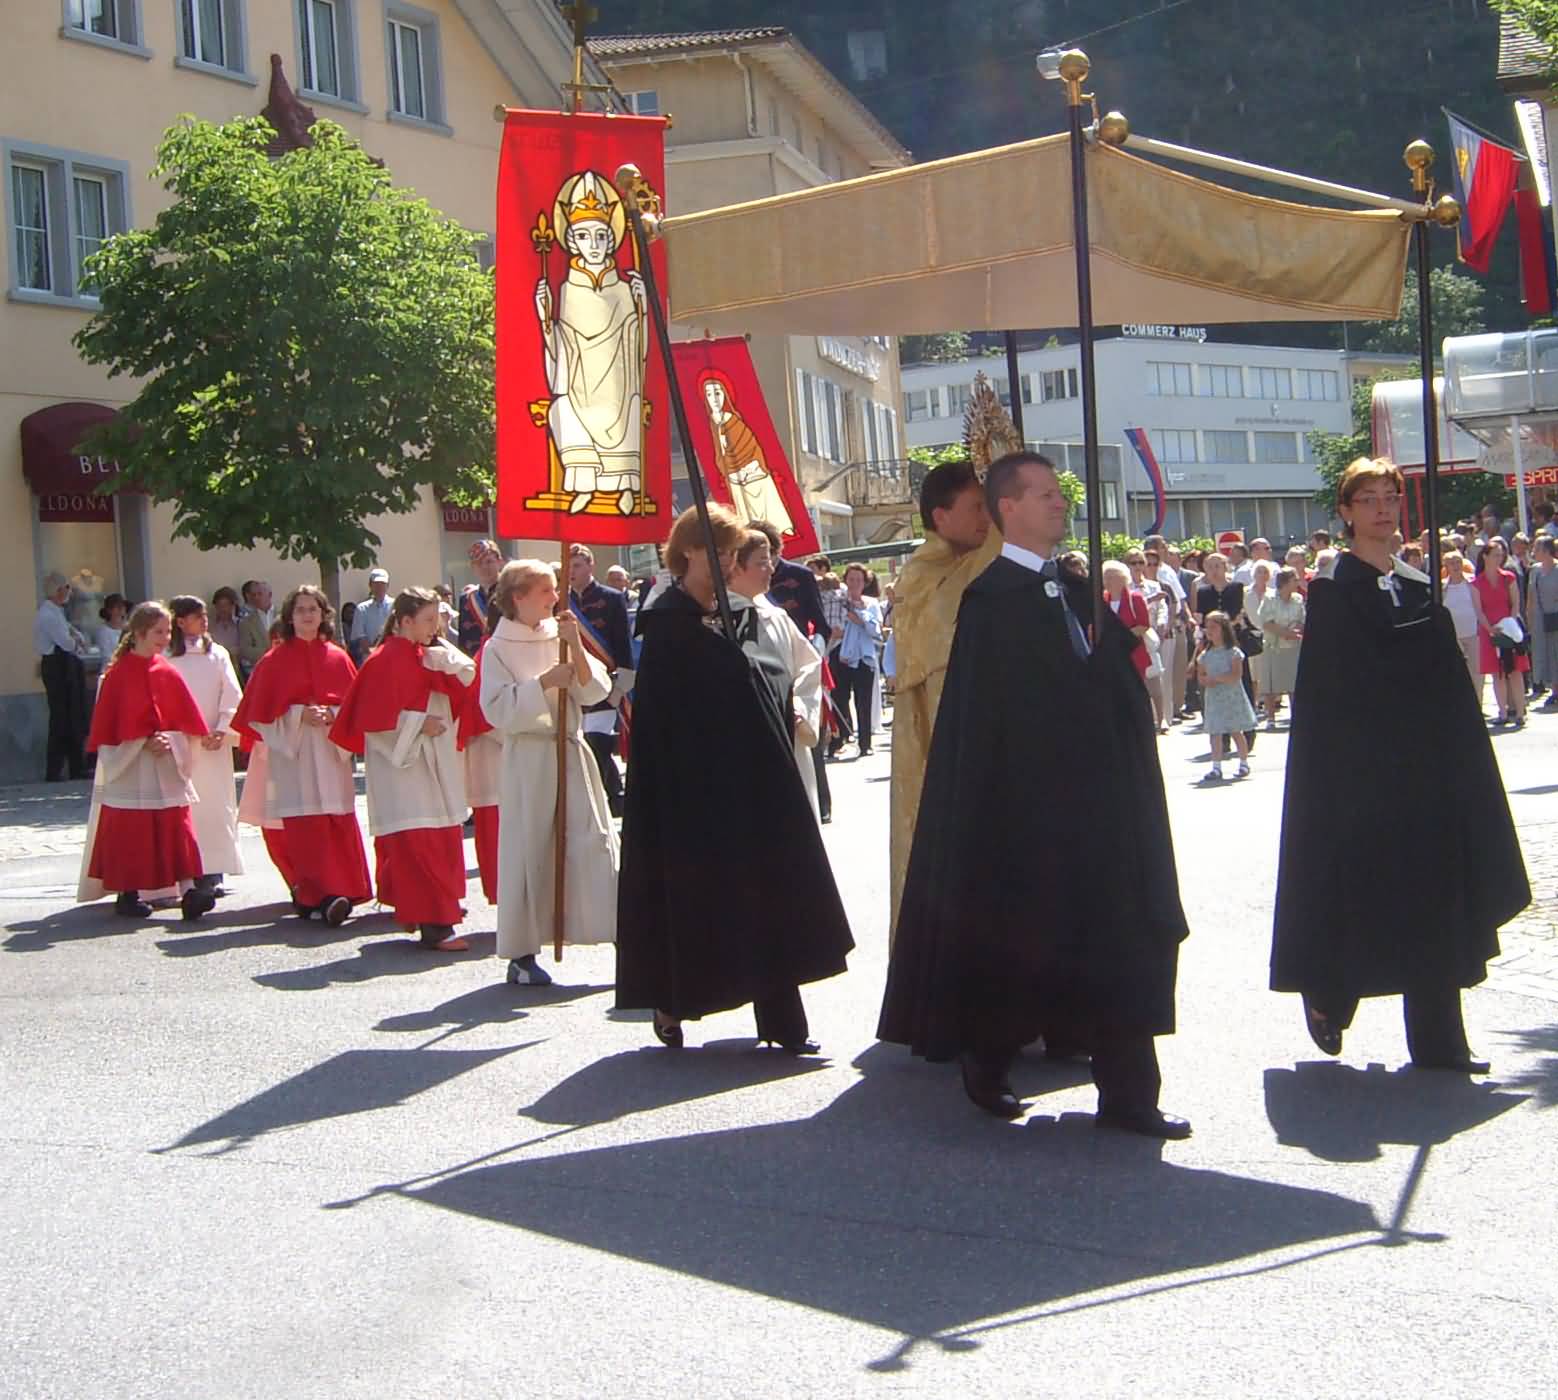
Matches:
[2,705,1555,1398]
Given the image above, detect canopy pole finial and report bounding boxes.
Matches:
[1404,139,1435,197]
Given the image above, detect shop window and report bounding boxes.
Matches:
[5,142,131,305]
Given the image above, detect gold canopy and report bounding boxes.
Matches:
[663,134,1411,333]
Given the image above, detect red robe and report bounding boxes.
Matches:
[330,637,471,927]
[232,637,370,906]
[85,652,208,894]
[457,642,501,904]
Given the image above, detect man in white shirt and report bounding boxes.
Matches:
[236,579,274,680]
[1229,541,1255,586]
[34,572,89,781]
[349,568,393,664]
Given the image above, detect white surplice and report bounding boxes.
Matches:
[249,708,356,821]
[167,642,245,875]
[76,735,197,902]
[361,643,474,837]
[730,591,824,822]
[478,616,618,958]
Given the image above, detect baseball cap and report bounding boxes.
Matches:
[368,567,389,583]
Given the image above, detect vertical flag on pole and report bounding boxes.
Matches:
[495,109,673,547]
[1444,111,1519,275]
[1123,428,1167,538]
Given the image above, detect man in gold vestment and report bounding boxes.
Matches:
[889,460,999,937]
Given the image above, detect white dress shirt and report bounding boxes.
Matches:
[34,598,84,657]
[1000,540,1053,574]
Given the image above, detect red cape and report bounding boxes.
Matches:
[232,637,357,742]
[329,636,470,755]
[455,641,494,750]
[88,651,209,751]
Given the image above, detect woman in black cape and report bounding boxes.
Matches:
[1271,458,1530,1072]
[615,505,854,1053]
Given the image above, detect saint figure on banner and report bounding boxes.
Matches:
[703,373,795,539]
[535,171,646,517]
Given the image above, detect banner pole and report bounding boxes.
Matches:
[616,164,738,642]
[1058,51,1107,632]
[1004,331,1025,443]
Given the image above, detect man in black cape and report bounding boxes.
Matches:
[1271,459,1530,1069]
[878,452,1191,1137]
[616,568,854,1049]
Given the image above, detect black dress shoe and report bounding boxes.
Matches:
[1097,1105,1193,1140]
[652,1012,684,1049]
[761,1038,821,1056]
[1412,1055,1491,1075]
[959,1053,1023,1119]
[1303,996,1343,1056]
[180,887,217,921]
[114,892,153,918]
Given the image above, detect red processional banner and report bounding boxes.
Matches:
[670,338,821,559]
[495,109,672,545]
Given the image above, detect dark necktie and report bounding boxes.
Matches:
[1041,561,1091,659]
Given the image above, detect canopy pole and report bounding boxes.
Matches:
[1125,132,1426,216]
[1404,140,1462,608]
[615,163,737,643]
[1004,331,1025,442]
[1058,52,1107,631]
[1511,415,1531,539]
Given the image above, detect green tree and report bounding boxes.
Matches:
[1492,3,1558,89]
[1355,264,1487,354]
[899,331,970,365]
[74,116,495,604]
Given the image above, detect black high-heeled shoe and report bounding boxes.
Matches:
[652,1012,683,1049]
[959,1052,1023,1119]
[1303,997,1342,1056]
[761,1038,821,1056]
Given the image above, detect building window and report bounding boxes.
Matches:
[1248,366,1292,400]
[5,143,130,304]
[1201,364,1243,397]
[176,0,249,77]
[947,383,972,417]
[64,1,146,51]
[1205,429,1251,464]
[768,98,781,136]
[386,8,443,126]
[1101,481,1121,520]
[297,0,360,105]
[1041,368,1078,402]
[847,29,887,81]
[1149,429,1197,464]
[1253,430,1297,464]
[472,234,494,273]
[797,368,819,456]
[1294,368,1340,401]
[904,388,931,423]
[1147,361,1193,396]
[818,378,845,463]
[623,90,659,116]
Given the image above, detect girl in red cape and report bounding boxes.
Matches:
[77,601,215,920]
[457,626,503,907]
[330,587,476,951]
[232,584,371,925]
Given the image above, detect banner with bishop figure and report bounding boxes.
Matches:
[496,109,672,545]
[671,337,821,559]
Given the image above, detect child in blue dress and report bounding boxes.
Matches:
[1196,611,1257,781]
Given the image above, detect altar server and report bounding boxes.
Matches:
[331,587,475,951]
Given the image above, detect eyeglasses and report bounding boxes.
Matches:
[1349,493,1401,510]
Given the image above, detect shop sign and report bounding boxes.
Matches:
[1123,324,1208,342]
[816,336,881,381]
[38,489,115,523]
[1503,466,1558,488]
[441,503,493,533]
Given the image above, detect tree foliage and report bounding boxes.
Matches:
[1492,2,1558,91]
[899,332,970,365]
[1355,264,1488,354]
[74,116,495,601]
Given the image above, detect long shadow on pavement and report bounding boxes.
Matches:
[356,1045,1390,1371]
[374,982,611,1048]
[3,899,319,954]
[253,931,498,991]
[158,1044,534,1156]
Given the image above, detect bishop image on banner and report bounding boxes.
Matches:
[496,109,673,548]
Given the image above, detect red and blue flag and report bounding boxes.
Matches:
[1123,428,1166,538]
[1445,111,1519,274]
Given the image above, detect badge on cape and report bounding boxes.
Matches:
[1045,580,1062,599]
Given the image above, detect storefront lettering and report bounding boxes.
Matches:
[1122,324,1208,343]
[815,336,881,381]
[39,491,115,523]
[441,504,492,532]
[77,454,120,477]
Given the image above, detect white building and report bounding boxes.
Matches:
[902,333,1413,545]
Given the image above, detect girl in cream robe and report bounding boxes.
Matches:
[479,560,618,985]
[167,598,245,890]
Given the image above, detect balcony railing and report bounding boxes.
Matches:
[843,456,924,510]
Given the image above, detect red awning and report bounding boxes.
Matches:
[19,401,124,495]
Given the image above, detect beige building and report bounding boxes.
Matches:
[591,28,913,557]
[2,0,605,781]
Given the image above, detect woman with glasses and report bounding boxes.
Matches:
[1271,459,1529,1074]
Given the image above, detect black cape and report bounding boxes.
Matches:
[878,556,1188,1060]
[615,586,854,1019]
[1271,552,1529,1001]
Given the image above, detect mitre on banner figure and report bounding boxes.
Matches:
[702,371,796,540]
[533,170,647,517]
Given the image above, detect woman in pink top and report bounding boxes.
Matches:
[1472,537,1529,728]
